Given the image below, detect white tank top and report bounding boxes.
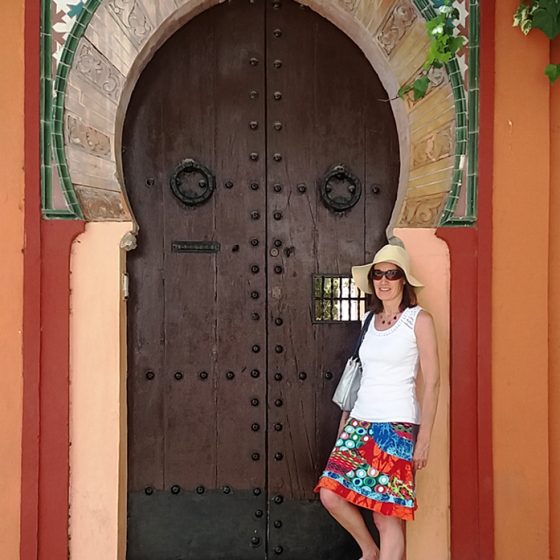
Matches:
[351,306,422,424]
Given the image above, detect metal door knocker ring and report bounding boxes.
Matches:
[170,158,216,207]
[320,164,362,212]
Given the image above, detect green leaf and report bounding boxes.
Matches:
[513,2,535,34]
[412,76,431,100]
[532,0,560,39]
[398,83,413,98]
[545,63,560,83]
[448,35,466,55]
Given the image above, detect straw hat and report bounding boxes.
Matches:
[351,244,423,294]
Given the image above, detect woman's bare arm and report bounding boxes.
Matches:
[413,310,440,470]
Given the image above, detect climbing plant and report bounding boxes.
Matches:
[398,0,464,100]
[513,0,560,83]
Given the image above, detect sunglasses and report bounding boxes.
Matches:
[371,268,404,281]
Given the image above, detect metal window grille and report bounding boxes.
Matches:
[312,274,368,323]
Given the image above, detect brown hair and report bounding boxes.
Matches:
[367,265,418,314]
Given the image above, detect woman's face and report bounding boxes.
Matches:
[371,262,405,305]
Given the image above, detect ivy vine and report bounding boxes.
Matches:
[513,0,560,83]
[398,0,464,101]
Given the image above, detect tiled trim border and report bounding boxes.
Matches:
[412,0,478,226]
[41,1,88,219]
[40,0,480,225]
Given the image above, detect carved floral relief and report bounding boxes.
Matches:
[74,41,123,102]
[376,0,417,56]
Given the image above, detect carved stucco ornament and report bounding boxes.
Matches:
[376,0,417,56]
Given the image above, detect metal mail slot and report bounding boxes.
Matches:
[171,240,221,253]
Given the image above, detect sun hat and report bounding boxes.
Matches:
[351,243,423,294]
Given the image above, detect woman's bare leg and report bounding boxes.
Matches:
[373,512,405,560]
[319,488,379,560]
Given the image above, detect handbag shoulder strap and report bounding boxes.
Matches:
[352,311,374,358]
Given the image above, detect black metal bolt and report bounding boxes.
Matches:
[171,485,181,495]
[273,153,282,162]
[272,1,281,10]
[251,398,260,406]
[273,91,282,100]
[250,182,259,191]
[274,372,283,381]
[196,486,205,494]
[273,545,284,554]
[275,345,284,353]
[273,239,283,248]
[298,371,307,381]
[251,536,261,546]
[232,244,240,252]
[225,180,234,189]
[144,486,154,495]
[251,452,261,461]
[251,423,260,432]
[273,183,282,192]
[251,264,260,274]
[250,238,259,247]
[273,121,283,131]
[273,28,282,38]
[297,183,307,193]
[275,317,283,326]
[273,59,283,69]
[251,291,260,299]
[251,211,260,220]
[174,371,183,381]
[199,371,208,380]
[250,90,259,99]
[372,185,381,194]
[249,57,259,66]
[249,121,258,130]
[274,452,284,461]
[274,423,283,431]
[253,487,262,496]
[251,369,261,378]
[273,495,284,504]
[348,185,356,193]
[251,312,261,321]
[226,371,235,380]
[198,180,207,188]
[255,509,264,518]
[274,265,283,274]
[145,178,155,187]
[273,211,283,220]
[145,370,155,380]
[275,399,283,407]
[250,152,259,161]
[274,520,283,529]
[223,485,231,494]
[324,371,333,380]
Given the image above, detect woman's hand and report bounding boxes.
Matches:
[338,410,350,436]
[413,435,430,470]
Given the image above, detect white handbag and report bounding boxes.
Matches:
[332,312,374,411]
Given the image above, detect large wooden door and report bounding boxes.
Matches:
[124,1,399,558]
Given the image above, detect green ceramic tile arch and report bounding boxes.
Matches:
[413,0,479,226]
[43,0,103,219]
[41,0,479,224]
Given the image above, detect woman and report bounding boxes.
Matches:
[315,243,440,560]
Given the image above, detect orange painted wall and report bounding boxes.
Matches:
[550,37,560,560]
[493,2,551,559]
[0,0,24,557]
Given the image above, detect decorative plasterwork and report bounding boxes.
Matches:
[40,0,479,227]
[376,0,418,57]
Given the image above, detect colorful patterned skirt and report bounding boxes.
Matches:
[314,418,419,521]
